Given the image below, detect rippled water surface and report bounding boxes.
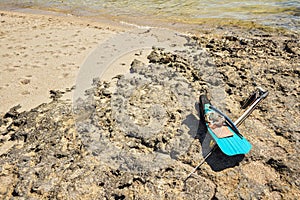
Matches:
[0,0,299,31]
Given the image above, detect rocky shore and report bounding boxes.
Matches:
[0,12,299,199]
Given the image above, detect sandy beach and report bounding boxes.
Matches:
[0,8,299,200]
[0,10,127,114]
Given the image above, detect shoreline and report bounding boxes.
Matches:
[1,1,299,33]
[2,5,298,34]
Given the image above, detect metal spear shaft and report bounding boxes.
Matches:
[235,87,268,127]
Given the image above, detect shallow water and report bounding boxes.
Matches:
[0,0,299,31]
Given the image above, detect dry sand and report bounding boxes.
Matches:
[0,10,127,114]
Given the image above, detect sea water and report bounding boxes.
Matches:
[0,0,299,31]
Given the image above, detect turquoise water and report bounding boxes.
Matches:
[0,0,299,31]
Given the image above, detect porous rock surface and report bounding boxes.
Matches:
[0,29,299,199]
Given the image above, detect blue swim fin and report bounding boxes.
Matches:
[200,95,252,156]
